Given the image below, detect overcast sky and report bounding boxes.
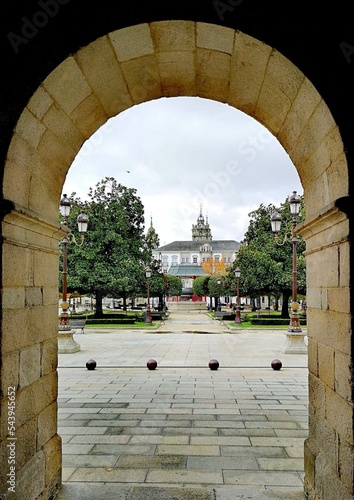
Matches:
[63,96,303,245]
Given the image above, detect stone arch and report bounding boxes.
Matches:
[1,21,351,499]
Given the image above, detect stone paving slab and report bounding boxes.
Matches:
[56,313,308,499]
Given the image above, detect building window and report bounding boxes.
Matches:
[172,255,178,265]
[192,255,198,263]
[215,255,220,263]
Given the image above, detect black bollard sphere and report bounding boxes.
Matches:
[209,359,219,371]
[271,359,282,370]
[147,359,157,370]
[86,359,97,370]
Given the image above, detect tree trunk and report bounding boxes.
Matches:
[95,291,104,318]
[281,290,291,318]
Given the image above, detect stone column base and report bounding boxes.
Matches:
[283,331,308,354]
[58,330,81,353]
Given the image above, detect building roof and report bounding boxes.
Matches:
[167,263,209,277]
[158,240,240,252]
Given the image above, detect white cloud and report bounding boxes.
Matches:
[63,96,302,243]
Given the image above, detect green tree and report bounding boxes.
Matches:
[208,276,225,310]
[192,276,210,298]
[164,275,183,299]
[226,194,306,316]
[61,177,147,317]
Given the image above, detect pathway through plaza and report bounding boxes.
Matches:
[56,305,308,500]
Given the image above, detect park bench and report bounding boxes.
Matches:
[70,318,86,334]
[214,311,235,320]
[151,311,169,322]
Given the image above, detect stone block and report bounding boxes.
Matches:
[14,107,46,150]
[15,417,37,469]
[34,251,60,288]
[109,24,154,62]
[196,49,231,101]
[156,50,195,97]
[280,77,321,152]
[41,337,58,376]
[25,287,43,307]
[2,135,32,205]
[334,350,352,401]
[43,434,62,484]
[75,35,133,115]
[15,451,45,500]
[339,437,354,492]
[318,342,334,390]
[121,55,161,104]
[2,287,26,309]
[20,345,41,389]
[229,32,271,115]
[42,102,84,155]
[37,403,58,451]
[256,50,303,134]
[0,351,20,396]
[27,85,54,120]
[197,22,234,54]
[43,57,92,115]
[325,386,353,443]
[1,308,29,353]
[328,286,350,314]
[151,20,195,52]
[70,93,108,138]
[307,339,318,378]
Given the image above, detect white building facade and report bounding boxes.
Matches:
[152,209,240,275]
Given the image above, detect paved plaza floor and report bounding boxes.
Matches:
[56,309,308,499]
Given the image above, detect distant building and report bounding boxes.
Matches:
[152,208,240,299]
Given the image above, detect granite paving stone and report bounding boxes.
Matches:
[56,312,309,499]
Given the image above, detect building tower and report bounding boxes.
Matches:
[191,207,212,241]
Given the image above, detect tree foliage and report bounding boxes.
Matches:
[192,276,210,297]
[225,193,306,316]
[60,177,147,316]
[201,258,226,275]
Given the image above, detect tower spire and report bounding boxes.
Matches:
[192,207,212,241]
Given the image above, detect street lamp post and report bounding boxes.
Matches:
[158,252,164,311]
[234,268,241,325]
[58,194,88,353]
[217,278,221,311]
[145,267,152,324]
[270,190,307,354]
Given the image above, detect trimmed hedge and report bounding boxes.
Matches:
[86,318,136,325]
[249,317,307,326]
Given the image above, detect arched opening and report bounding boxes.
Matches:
[1,22,350,499]
[63,96,303,243]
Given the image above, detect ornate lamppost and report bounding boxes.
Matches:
[234,267,241,325]
[58,194,88,353]
[158,252,165,311]
[270,190,307,354]
[145,266,152,324]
